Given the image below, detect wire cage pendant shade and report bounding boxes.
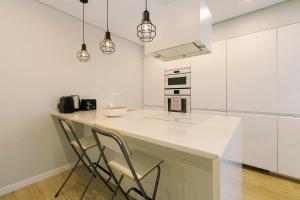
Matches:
[100,0,115,55]
[77,0,91,62]
[77,43,91,62]
[137,0,156,42]
[100,31,115,55]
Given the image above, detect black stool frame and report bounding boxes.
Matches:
[91,127,162,200]
[55,118,113,200]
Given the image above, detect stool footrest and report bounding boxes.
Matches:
[127,187,152,200]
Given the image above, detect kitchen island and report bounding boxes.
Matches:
[52,109,242,200]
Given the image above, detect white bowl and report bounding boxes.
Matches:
[103,106,128,117]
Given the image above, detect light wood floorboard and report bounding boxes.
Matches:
[0,166,123,200]
[1,166,300,200]
[243,166,300,200]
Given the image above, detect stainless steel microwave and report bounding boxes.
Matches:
[164,67,191,89]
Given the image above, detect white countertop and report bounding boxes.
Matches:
[52,109,241,159]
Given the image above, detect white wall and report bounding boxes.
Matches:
[213,0,300,41]
[0,0,143,190]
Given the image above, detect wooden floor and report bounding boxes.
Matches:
[0,166,123,200]
[243,166,300,200]
[1,166,300,200]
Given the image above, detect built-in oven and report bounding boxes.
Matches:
[164,89,191,113]
[164,67,191,89]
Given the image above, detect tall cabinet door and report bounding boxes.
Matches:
[191,40,227,111]
[143,56,164,107]
[278,23,300,115]
[229,113,278,172]
[278,116,300,179]
[227,29,277,113]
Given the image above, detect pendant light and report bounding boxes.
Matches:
[77,0,91,62]
[100,0,115,55]
[137,0,156,42]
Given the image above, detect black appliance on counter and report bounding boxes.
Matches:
[58,96,76,113]
[58,95,97,113]
[80,99,97,111]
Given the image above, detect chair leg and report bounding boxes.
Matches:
[126,166,161,200]
[152,165,161,200]
[71,146,93,174]
[79,151,94,174]
[54,154,83,198]
[104,164,131,200]
[82,151,116,193]
[111,175,124,200]
[80,152,105,200]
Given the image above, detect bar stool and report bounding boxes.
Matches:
[54,118,112,199]
[91,127,164,200]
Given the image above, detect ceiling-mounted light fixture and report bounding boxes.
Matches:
[77,0,91,62]
[100,0,115,55]
[137,0,156,42]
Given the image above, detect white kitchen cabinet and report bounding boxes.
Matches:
[191,40,226,111]
[229,113,278,172]
[165,58,191,70]
[143,56,164,107]
[278,116,300,179]
[227,29,277,113]
[278,23,300,115]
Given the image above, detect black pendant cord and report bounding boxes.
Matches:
[145,0,148,11]
[82,3,85,44]
[106,0,109,31]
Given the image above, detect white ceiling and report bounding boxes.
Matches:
[36,0,286,45]
[206,0,286,23]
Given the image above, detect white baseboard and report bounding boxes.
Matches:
[0,162,75,197]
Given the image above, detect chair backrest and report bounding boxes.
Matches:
[91,127,131,157]
[92,127,144,186]
[56,117,84,151]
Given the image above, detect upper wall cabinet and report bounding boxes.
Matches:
[227,29,277,113]
[278,116,300,179]
[191,41,227,111]
[278,23,300,115]
[143,56,164,107]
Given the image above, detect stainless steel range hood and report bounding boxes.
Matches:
[153,42,211,61]
[145,0,212,61]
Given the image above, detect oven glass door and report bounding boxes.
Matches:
[165,96,190,113]
[168,77,187,85]
[165,74,190,89]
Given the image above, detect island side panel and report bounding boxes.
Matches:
[119,138,216,200]
[84,130,216,200]
[220,123,243,200]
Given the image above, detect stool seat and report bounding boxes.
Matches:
[71,136,96,150]
[108,150,163,180]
